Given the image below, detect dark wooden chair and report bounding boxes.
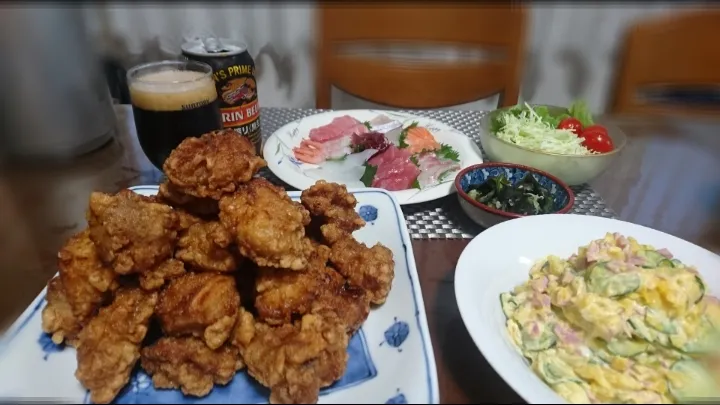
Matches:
[315,3,527,109]
[611,10,720,116]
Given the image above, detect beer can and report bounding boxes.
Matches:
[181,38,262,153]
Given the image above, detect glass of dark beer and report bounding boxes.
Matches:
[127,60,222,169]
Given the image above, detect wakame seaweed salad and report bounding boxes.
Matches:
[466,173,556,215]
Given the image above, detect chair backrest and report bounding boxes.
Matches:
[315,4,527,109]
[611,10,720,116]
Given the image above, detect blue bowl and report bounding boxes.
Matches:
[454,163,575,228]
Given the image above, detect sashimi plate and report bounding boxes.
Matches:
[263,110,484,205]
[0,185,439,405]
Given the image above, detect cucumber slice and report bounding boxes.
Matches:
[587,265,640,297]
[535,353,580,385]
[521,323,557,352]
[645,308,678,334]
[657,259,674,268]
[671,258,684,267]
[693,275,706,305]
[669,360,720,402]
[628,317,657,343]
[500,293,518,318]
[586,263,610,285]
[607,339,650,357]
[643,250,667,267]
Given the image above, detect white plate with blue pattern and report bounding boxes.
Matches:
[0,185,438,404]
[263,109,484,205]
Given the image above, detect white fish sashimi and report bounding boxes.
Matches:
[303,149,378,187]
[383,128,404,146]
[415,153,461,188]
[368,115,403,134]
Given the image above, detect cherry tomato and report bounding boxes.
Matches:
[580,125,614,153]
[557,117,583,135]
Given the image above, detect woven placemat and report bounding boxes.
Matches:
[258,107,617,240]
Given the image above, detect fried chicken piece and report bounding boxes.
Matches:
[141,337,244,397]
[138,258,186,291]
[58,229,118,324]
[320,222,350,245]
[156,272,240,349]
[158,181,219,217]
[312,274,371,335]
[87,190,179,275]
[176,221,238,272]
[254,242,331,324]
[163,129,267,200]
[176,208,204,230]
[219,178,313,270]
[255,238,369,332]
[232,310,349,404]
[255,267,317,325]
[41,277,82,347]
[301,180,365,235]
[327,235,395,305]
[75,288,158,404]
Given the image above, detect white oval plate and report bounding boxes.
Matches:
[263,109,484,205]
[454,214,720,404]
[0,186,439,404]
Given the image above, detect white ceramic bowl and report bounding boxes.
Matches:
[478,105,627,186]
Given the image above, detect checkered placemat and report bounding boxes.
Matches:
[258,107,617,240]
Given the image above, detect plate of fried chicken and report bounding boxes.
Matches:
[0,130,438,404]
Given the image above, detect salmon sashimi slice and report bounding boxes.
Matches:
[402,126,441,154]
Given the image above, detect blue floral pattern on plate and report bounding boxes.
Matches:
[458,166,571,212]
[381,318,410,352]
[37,334,64,361]
[358,205,378,222]
[386,390,408,404]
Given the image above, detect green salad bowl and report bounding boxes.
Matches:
[478,105,627,186]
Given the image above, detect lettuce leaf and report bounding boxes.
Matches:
[567,100,594,127]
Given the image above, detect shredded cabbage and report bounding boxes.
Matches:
[494,103,593,155]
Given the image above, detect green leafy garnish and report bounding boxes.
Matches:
[398,121,418,149]
[567,100,594,127]
[411,178,421,189]
[360,163,377,187]
[363,121,372,130]
[409,155,419,166]
[327,154,348,162]
[436,143,460,162]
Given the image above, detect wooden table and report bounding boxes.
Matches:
[1,106,719,403]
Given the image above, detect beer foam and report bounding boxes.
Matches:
[130,70,217,111]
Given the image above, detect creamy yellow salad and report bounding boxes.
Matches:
[501,233,720,404]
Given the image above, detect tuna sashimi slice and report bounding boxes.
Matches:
[308,115,362,142]
[372,161,420,191]
[365,145,420,191]
[368,145,412,166]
